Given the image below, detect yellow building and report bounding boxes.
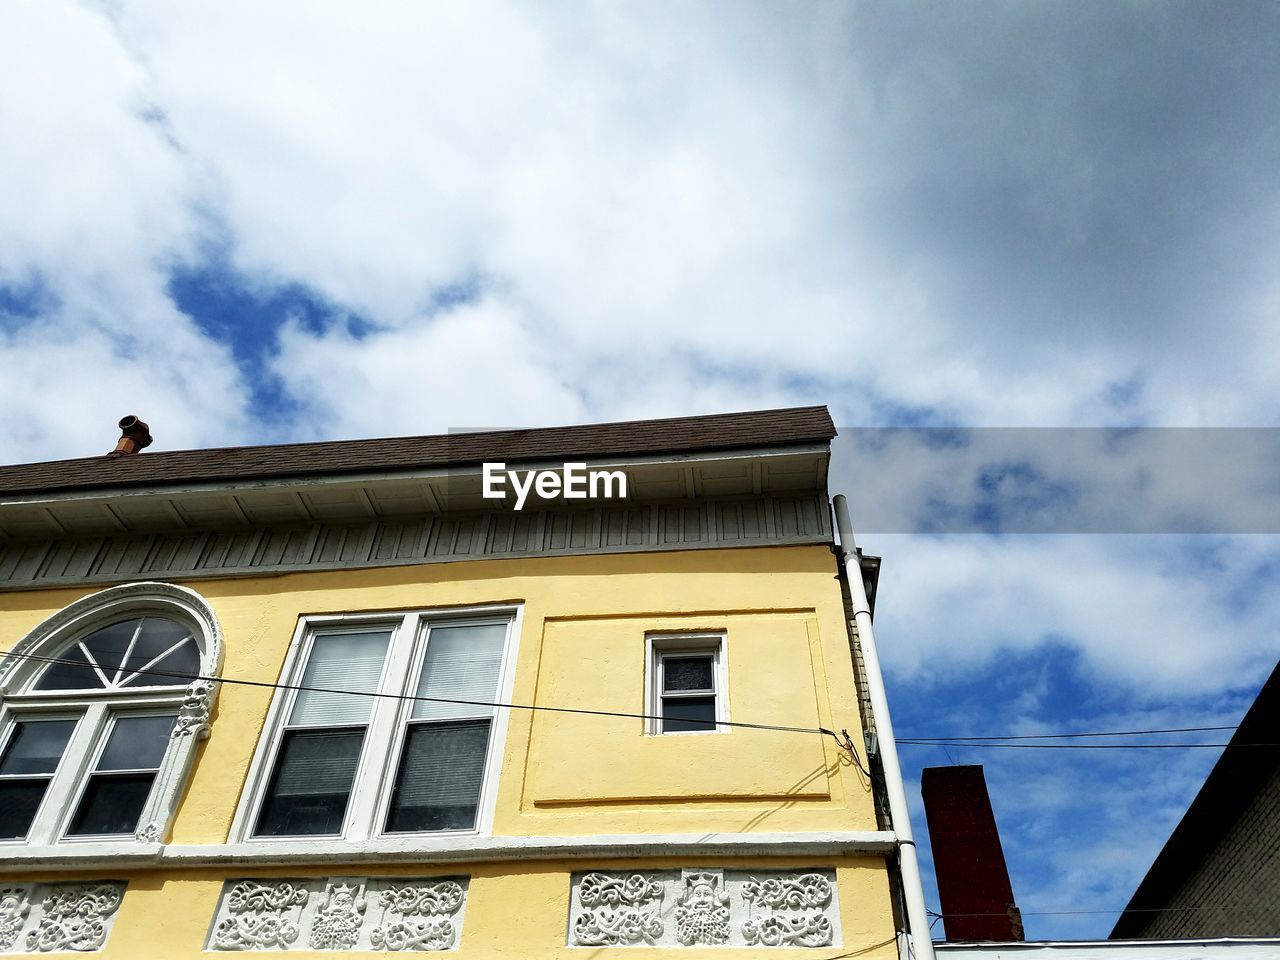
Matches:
[0,406,926,958]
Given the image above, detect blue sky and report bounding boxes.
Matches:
[2,0,1279,940]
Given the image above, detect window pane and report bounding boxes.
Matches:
[289,630,391,726]
[0,780,51,839]
[662,695,717,732]
[66,773,156,836]
[122,636,200,687]
[255,728,364,837]
[32,645,102,691]
[663,656,713,693]
[33,618,196,691]
[411,623,506,721]
[79,619,143,678]
[97,715,176,771]
[0,719,77,776]
[385,719,490,832]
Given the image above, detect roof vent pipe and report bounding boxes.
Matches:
[110,415,153,456]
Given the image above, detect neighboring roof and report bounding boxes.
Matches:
[1110,659,1280,939]
[0,406,836,497]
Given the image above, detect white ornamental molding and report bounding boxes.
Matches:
[571,873,665,946]
[207,877,468,952]
[0,882,126,954]
[742,873,834,948]
[211,881,310,951]
[568,869,841,949]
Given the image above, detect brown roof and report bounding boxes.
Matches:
[0,406,835,496]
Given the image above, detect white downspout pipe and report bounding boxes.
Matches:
[833,494,937,960]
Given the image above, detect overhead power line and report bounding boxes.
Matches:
[898,740,1266,750]
[901,725,1237,741]
[0,649,1260,749]
[928,902,1276,918]
[1,650,834,737]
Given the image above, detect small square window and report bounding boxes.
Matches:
[649,635,725,734]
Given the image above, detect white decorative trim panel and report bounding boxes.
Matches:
[206,877,468,952]
[0,882,126,954]
[568,869,840,948]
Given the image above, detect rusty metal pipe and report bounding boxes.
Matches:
[111,415,153,456]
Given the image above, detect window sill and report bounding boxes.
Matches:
[0,830,896,873]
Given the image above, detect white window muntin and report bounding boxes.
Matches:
[232,604,521,844]
[0,709,82,842]
[0,694,189,845]
[646,632,728,735]
[238,615,403,841]
[0,582,221,849]
[55,707,177,842]
[372,614,515,839]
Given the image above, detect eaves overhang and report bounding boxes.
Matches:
[0,443,831,540]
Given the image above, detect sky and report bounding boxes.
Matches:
[2,0,1279,940]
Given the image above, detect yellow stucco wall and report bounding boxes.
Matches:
[18,856,896,958]
[0,545,876,840]
[0,545,896,956]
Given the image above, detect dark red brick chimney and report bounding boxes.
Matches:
[921,765,1024,942]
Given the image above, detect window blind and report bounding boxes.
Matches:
[290,630,392,726]
[411,623,506,721]
[385,720,490,832]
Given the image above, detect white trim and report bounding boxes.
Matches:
[0,581,225,693]
[230,603,522,847]
[646,631,729,735]
[0,582,223,847]
[55,707,178,842]
[226,615,311,842]
[0,830,896,873]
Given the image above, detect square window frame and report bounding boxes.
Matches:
[229,604,522,846]
[0,710,84,843]
[645,632,728,736]
[57,707,179,842]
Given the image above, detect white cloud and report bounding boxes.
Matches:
[3,0,1277,461]
[270,297,584,439]
[0,0,251,460]
[867,533,1278,692]
[102,0,1278,432]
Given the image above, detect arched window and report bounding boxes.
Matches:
[0,583,222,847]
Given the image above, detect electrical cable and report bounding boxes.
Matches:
[0,649,838,738]
[901,724,1236,741]
[897,740,1271,749]
[928,902,1276,918]
[0,649,1262,749]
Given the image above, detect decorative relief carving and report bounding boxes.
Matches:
[173,679,218,738]
[571,872,664,946]
[741,873,833,947]
[212,880,309,951]
[0,889,30,952]
[23,883,125,953]
[309,881,366,950]
[206,877,467,952]
[674,871,730,946]
[369,881,464,952]
[568,869,839,949]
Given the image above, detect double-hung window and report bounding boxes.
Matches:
[649,633,727,734]
[243,608,517,841]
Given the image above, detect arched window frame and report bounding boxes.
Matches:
[0,582,223,848]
